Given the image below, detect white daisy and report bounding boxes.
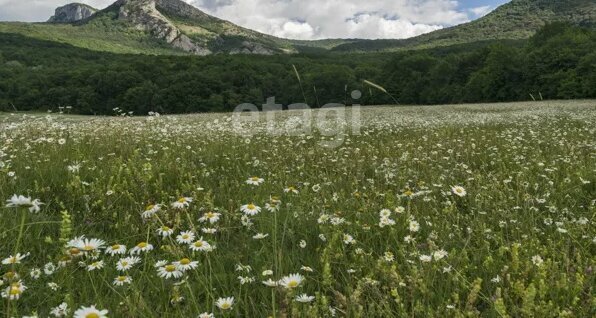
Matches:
[379,209,392,218]
[105,244,126,256]
[240,203,261,216]
[174,258,199,271]
[156,226,174,238]
[116,256,141,271]
[246,176,264,186]
[409,220,420,232]
[1,280,26,300]
[198,211,221,224]
[171,197,193,209]
[142,204,162,219]
[70,238,106,253]
[394,206,406,214]
[2,252,29,265]
[129,242,153,255]
[295,293,315,303]
[215,297,234,310]
[451,186,467,197]
[262,279,278,287]
[73,305,108,318]
[87,260,104,271]
[176,231,196,244]
[198,313,214,318]
[113,275,132,286]
[157,264,184,279]
[278,273,304,289]
[5,194,43,213]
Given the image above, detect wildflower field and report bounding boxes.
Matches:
[0,101,595,317]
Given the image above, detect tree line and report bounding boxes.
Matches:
[0,23,594,115]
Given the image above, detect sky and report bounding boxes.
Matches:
[0,0,511,40]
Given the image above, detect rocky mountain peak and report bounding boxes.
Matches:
[48,3,97,23]
[114,0,211,55]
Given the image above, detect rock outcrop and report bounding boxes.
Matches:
[116,0,211,55]
[48,3,97,23]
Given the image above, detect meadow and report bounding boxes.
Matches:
[0,100,594,317]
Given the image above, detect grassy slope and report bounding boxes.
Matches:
[0,10,183,55]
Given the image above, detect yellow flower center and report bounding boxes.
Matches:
[69,248,81,255]
[206,212,215,218]
[117,276,127,281]
[9,287,21,295]
[121,261,129,267]
[161,226,170,231]
[194,241,203,247]
[111,245,121,250]
[83,245,94,251]
[177,198,186,203]
[251,177,260,181]
[137,242,148,248]
[165,265,177,272]
[220,303,231,310]
[404,190,413,196]
[145,204,154,210]
[287,280,298,288]
[182,234,189,239]
[85,314,100,318]
[180,258,191,265]
[247,204,256,210]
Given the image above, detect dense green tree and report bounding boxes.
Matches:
[0,23,593,114]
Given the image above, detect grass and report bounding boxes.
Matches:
[0,100,594,317]
[0,13,183,56]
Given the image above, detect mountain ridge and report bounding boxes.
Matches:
[1,0,595,55]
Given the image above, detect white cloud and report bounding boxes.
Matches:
[469,5,493,18]
[272,21,315,40]
[0,0,492,40]
[188,0,474,40]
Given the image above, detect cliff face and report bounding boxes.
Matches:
[116,0,212,55]
[48,3,97,23]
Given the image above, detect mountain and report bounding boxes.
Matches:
[0,0,595,55]
[332,0,596,52]
[48,3,98,23]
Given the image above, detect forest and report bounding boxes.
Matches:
[0,23,594,115]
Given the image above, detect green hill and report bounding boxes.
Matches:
[332,0,596,52]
